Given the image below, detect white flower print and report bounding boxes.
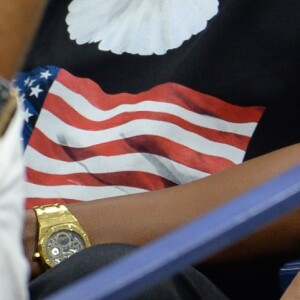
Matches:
[66,0,219,56]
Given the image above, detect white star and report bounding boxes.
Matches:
[22,108,33,123]
[40,70,52,80]
[24,77,31,86]
[30,85,43,98]
[28,79,36,87]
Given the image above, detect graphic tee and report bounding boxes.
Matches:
[18,0,300,208]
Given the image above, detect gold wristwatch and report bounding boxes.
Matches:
[34,204,91,268]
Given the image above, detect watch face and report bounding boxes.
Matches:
[39,223,90,268]
[46,230,86,266]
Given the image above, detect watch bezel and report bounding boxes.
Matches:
[38,223,91,268]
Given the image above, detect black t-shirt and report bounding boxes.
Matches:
[24,0,300,160]
[20,0,300,207]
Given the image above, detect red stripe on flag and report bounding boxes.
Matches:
[27,168,175,190]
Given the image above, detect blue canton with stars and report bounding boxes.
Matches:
[14,66,59,149]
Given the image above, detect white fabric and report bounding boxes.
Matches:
[0,107,29,300]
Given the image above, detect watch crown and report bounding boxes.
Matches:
[34,252,41,259]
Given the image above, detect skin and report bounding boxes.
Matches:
[0,0,46,80]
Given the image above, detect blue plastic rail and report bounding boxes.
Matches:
[47,165,300,300]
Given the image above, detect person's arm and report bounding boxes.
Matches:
[24,143,300,278]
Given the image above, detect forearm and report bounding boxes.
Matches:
[24,143,300,278]
[72,143,300,246]
[0,0,46,79]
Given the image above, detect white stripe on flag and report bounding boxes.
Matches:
[25,182,147,201]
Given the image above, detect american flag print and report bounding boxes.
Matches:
[15,66,265,209]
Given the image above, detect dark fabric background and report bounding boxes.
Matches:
[25,0,300,161]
